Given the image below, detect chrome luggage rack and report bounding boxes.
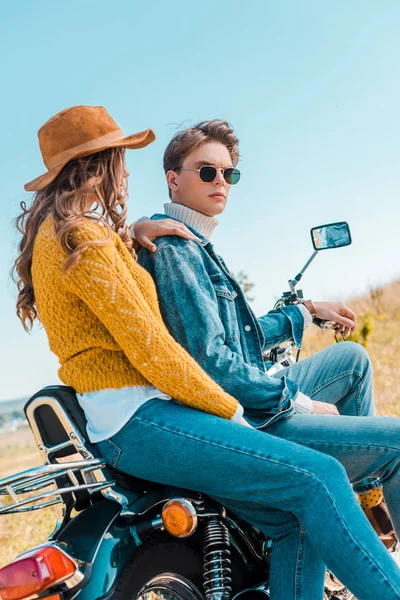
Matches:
[0,391,129,526]
[0,458,112,515]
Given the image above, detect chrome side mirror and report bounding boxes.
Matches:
[310,222,352,251]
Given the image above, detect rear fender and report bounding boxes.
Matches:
[59,489,202,599]
[57,499,137,600]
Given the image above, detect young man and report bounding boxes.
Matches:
[135,120,371,425]
[133,122,400,593]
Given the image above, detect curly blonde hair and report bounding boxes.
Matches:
[15,147,132,331]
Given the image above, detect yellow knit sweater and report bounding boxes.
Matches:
[31,217,240,420]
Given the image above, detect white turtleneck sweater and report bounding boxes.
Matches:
[163,202,219,239]
[132,203,313,415]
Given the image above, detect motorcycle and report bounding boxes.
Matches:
[0,221,381,600]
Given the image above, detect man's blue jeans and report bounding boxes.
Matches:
[96,394,400,599]
[271,341,380,494]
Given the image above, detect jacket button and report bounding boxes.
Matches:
[244,325,252,332]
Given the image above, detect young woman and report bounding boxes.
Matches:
[15,105,400,600]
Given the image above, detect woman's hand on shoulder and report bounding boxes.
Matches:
[131,218,201,253]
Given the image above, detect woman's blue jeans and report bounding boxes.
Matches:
[96,395,400,599]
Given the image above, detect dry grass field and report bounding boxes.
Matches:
[301,280,400,418]
[0,427,59,568]
[0,280,399,569]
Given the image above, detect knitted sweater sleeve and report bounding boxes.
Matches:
[63,225,241,420]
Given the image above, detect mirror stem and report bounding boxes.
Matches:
[288,251,318,293]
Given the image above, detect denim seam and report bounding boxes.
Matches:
[152,237,195,259]
[105,438,122,468]
[355,375,362,416]
[133,415,400,595]
[263,333,293,348]
[353,480,383,493]
[294,525,305,599]
[308,369,363,397]
[293,441,400,452]
[285,440,394,494]
[134,417,323,473]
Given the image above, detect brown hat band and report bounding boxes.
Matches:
[46,129,124,170]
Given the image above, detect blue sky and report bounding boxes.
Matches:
[0,1,399,400]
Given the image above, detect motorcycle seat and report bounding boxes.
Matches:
[24,385,163,494]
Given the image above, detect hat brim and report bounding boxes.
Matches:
[24,128,155,192]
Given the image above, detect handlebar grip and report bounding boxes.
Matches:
[313,318,334,330]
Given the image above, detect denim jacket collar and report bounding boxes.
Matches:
[152,213,235,281]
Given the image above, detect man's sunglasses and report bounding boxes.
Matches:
[174,165,241,185]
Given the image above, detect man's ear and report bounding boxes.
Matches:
[166,170,179,194]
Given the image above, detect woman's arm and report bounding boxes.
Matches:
[63,223,242,421]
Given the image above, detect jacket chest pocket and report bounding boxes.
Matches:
[212,277,241,343]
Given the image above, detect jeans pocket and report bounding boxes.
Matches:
[95,438,122,469]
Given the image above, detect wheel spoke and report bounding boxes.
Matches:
[136,573,204,600]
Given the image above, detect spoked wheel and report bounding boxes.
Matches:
[111,536,205,600]
[136,573,204,600]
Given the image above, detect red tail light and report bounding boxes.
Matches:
[0,546,76,600]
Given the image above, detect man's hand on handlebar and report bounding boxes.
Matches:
[312,302,357,338]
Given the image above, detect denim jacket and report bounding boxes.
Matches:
[137,214,306,428]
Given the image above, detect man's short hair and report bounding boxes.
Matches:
[163,120,240,197]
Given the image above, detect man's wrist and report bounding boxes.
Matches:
[297,303,313,328]
[294,392,313,414]
[301,299,317,320]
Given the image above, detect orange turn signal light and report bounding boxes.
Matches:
[161,499,198,538]
[0,546,76,600]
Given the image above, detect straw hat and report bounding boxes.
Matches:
[24,105,155,191]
